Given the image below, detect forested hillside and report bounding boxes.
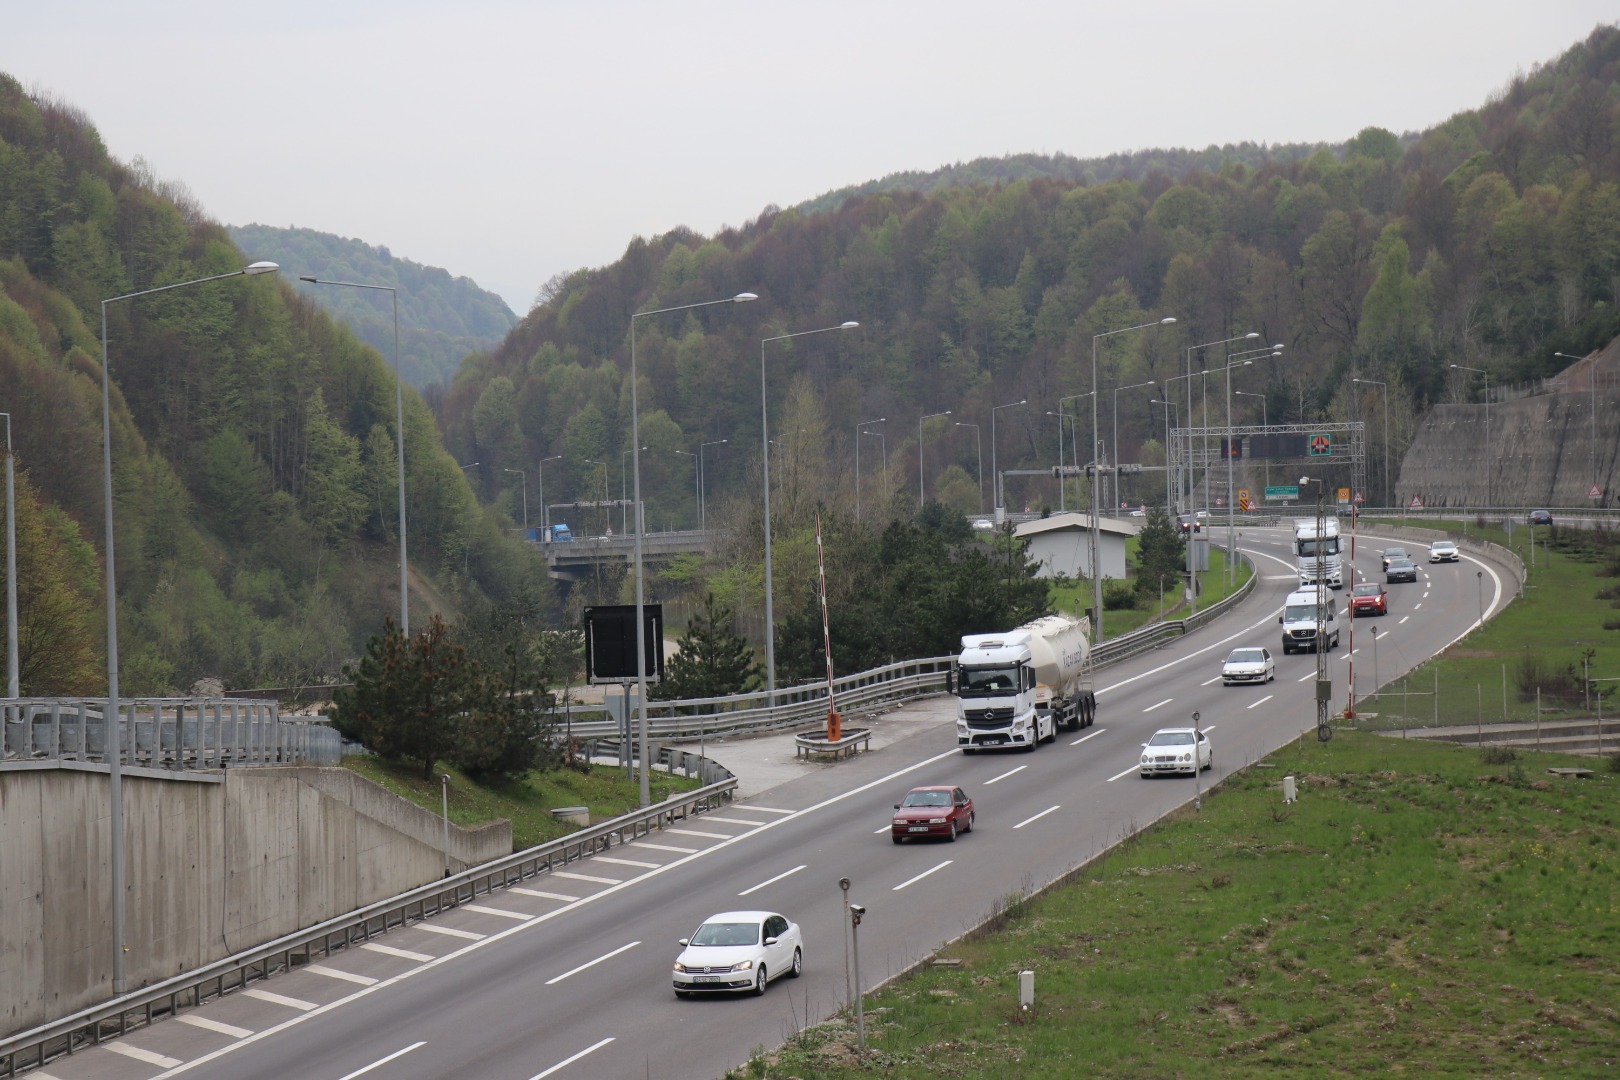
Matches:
[0,77,542,696]
[439,26,1620,679]
[227,224,517,389]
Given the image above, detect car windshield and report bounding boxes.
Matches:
[1227,649,1264,664]
[1433,542,1455,550]
[1148,731,1195,746]
[960,666,1018,693]
[1284,603,1324,622]
[690,921,760,947]
[902,790,952,807]
[1353,584,1381,596]
[1385,548,1406,558]
[1389,559,1413,569]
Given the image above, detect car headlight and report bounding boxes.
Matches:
[727,960,754,972]
[929,817,947,824]
[673,961,689,973]
[1180,753,1191,762]
[893,818,906,826]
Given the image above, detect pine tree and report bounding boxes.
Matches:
[651,593,762,701]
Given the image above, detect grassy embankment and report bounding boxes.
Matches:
[755,732,1619,1078]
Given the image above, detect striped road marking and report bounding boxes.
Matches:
[106,1044,183,1068]
[595,857,660,869]
[554,871,622,885]
[307,966,377,986]
[359,943,435,964]
[242,988,317,1011]
[511,888,580,902]
[664,829,733,840]
[629,842,698,854]
[179,1015,254,1039]
[465,904,532,921]
[417,924,483,941]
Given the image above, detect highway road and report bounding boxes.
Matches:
[34,524,1516,1080]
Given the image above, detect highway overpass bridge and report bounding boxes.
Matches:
[539,529,712,582]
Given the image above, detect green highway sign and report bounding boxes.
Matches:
[1264,485,1300,499]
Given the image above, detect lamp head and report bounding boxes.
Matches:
[733,292,759,303]
[1245,332,1259,339]
[840,320,859,329]
[1160,317,1177,325]
[245,261,280,276]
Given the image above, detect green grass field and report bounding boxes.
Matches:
[756,734,1620,1079]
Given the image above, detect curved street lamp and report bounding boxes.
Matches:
[101,258,279,994]
[855,419,885,522]
[918,410,952,507]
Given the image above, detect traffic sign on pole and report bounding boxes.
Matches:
[1590,484,1602,500]
[1409,494,1423,509]
[1352,491,1364,505]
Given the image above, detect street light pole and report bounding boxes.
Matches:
[1112,380,1155,515]
[101,259,279,994]
[761,320,858,701]
[503,468,527,534]
[1092,318,1175,639]
[918,410,952,507]
[300,275,407,633]
[955,422,982,513]
[673,449,697,527]
[537,454,561,540]
[990,399,1026,514]
[0,413,14,699]
[631,292,757,806]
[698,439,726,533]
[1223,358,1257,588]
[1150,398,1178,511]
[1350,378,1388,508]
[855,419,884,522]
[1451,364,1492,508]
[1234,390,1269,498]
[1056,392,1093,514]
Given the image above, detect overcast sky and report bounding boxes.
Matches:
[7,2,1616,314]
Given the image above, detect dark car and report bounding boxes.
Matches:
[1381,546,1408,572]
[892,785,974,843]
[1528,509,1554,526]
[1385,557,1418,584]
[1176,513,1203,537]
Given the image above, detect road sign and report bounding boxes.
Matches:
[1265,485,1299,499]
[1353,491,1364,504]
[1309,433,1332,456]
[1409,494,1424,509]
[1336,487,1349,503]
[1238,489,1252,511]
[1590,484,1603,499]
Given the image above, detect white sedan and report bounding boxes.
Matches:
[1140,727,1212,777]
[1221,646,1275,685]
[672,910,803,997]
[1429,540,1460,563]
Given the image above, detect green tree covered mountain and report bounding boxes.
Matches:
[438,26,1620,679]
[227,224,517,389]
[0,78,543,696]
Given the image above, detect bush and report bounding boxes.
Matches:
[1480,745,1518,765]
[1104,580,1138,611]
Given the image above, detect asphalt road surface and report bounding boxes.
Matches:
[33,525,1515,1080]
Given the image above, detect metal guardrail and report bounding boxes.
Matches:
[1,698,341,768]
[0,778,737,1076]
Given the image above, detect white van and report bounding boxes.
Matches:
[1279,587,1339,654]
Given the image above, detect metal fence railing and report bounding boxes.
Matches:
[0,778,737,1077]
[1,698,341,768]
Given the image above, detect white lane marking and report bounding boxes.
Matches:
[1143,698,1173,712]
[595,857,660,869]
[629,842,699,854]
[307,966,377,986]
[179,1015,254,1039]
[1399,616,1410,625]
[336,1041,425,1080]
[465,904,532,921]
[241,988,317,1011]
[1297,670,1317,682]
[1247,695,1274,709]
[739,864,807,896]
[665,829,734,840]
[1413,602,1423,610]
[984,765,1027,785]
[1200,676,1222,686]
[416,924,483,941]
[554,871,622,885]
[1070,727,1107,747]
[106,1044,184,1068]
[1013,805,1060,829]
[892,860,953,891]
[527,1037,616,1080]
[747,806,796,815]
[512,888,580,902]
[706,817,771,827]
[1106,764,1139,782]
[359,943,434,963]
[544,941,640,985]
[874,824,891,834]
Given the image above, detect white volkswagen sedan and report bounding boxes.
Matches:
[1221,646,1275,685]
[673,910,803,997]
[1140,727,1212,777]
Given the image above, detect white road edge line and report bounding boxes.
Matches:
[544,941,640,986]
[739,864,807,896]
[336,1042,426,1080]
[1069,727,1107,747]
[1012,805,1060,829]
[527,1037,616,1080]
[892,860,953,891]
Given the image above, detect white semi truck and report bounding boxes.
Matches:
[952,614,1096,753]
[1294,517,1343,588]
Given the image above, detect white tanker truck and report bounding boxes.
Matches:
[951,614,1096,753]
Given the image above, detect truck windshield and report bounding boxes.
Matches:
[1296,538,1339,556]
[959,666,1019,694]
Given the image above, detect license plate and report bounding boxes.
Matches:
[983,736,1005,745]
[695,976,720,983]
[909,826,929,833]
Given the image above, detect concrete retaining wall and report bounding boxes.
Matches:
[0,763,511,1037]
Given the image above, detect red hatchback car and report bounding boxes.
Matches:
[1349,582,1387,617]
[892,786,974,843]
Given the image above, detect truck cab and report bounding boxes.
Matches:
[548,523,573,543]
[953,631,1051,752]
[1293,518,1342,589]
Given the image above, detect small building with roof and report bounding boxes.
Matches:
[1013,512,1140,581]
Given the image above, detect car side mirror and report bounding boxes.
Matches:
[678,938,690,947]
[1278,614,1284,624]
[763,936,779,946]
[893,803,901,809]
[1141,742,1149,748]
